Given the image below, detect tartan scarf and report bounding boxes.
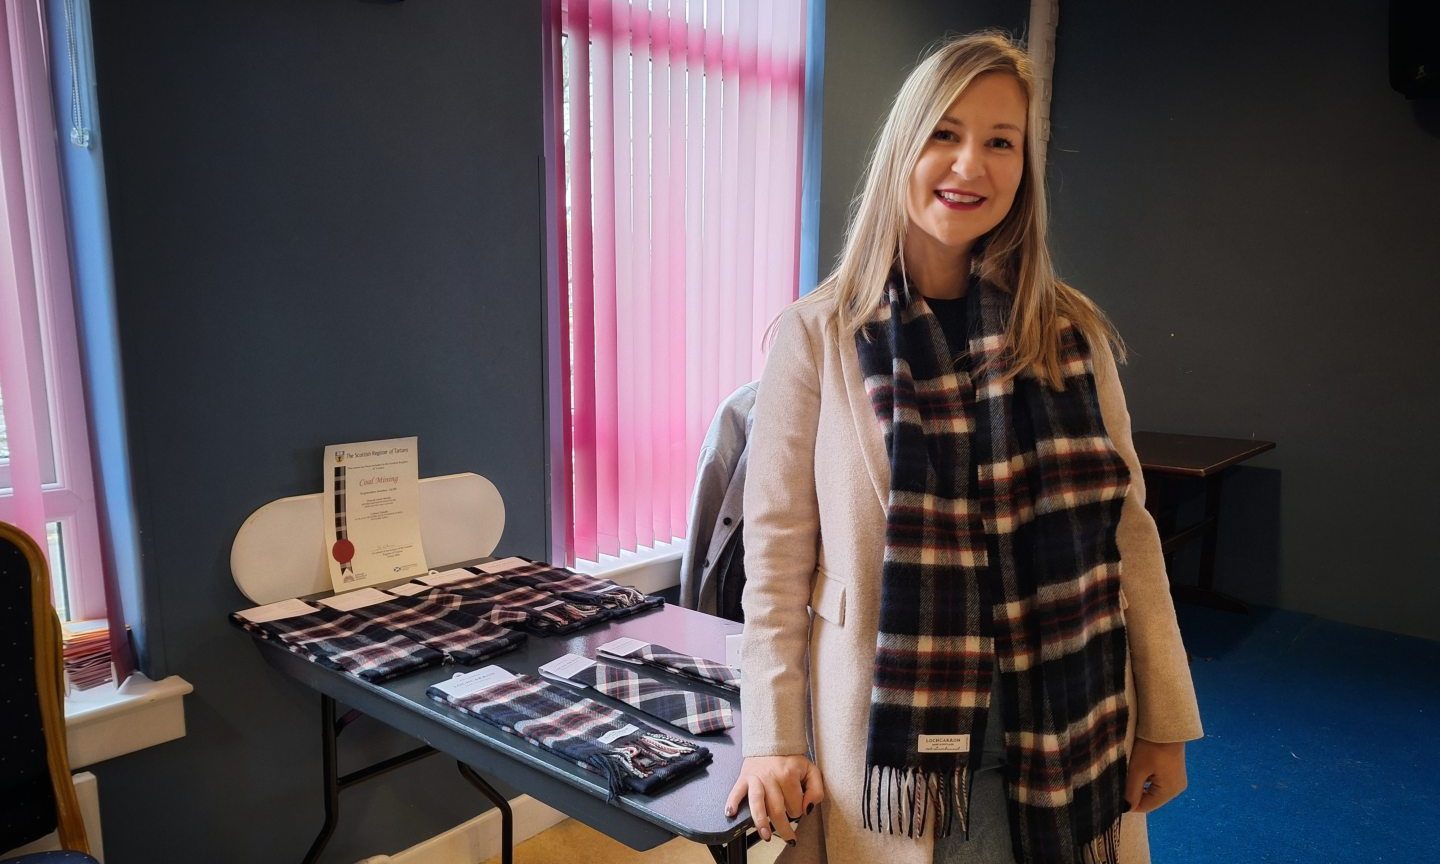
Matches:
[600,642,741,693]
[341,594,528,665]
[230,605,443,683]
[854,270,1132,863]
[428,673,712,799]
[485,558,665,620]
[431,569,607,634]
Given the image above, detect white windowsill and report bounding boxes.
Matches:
[64,672,192,768]
[572,539,684,595]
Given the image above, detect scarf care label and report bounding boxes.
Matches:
[432,665,518,699]
[539,653,598,681]
[236,598,318,623]
[598,636,649,658]
[478,556,530,574]
[918,734,971,753]
[319,587,394,612]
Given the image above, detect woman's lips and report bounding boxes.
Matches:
[935,190,985,211]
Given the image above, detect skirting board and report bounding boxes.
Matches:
[356,794,568,864]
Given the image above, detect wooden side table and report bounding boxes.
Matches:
[1132,432,1276,613]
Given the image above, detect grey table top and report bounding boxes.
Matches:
[252,564,752,851]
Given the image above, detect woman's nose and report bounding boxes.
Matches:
[951,145,985,181]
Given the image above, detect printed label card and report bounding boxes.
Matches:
[322,437,427,592]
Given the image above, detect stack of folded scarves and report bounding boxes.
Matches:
[417,560,663,636]
[428,672,711,799]
[231,594,526,682]
[231,603,445,683]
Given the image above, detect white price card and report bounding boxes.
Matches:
[431,666,519,700]
[539,653,598,681]
[319,587,393,612]
[236,598,317,623]
[597,637,649,658]
[478,556,530,574]
[419,568,480,587]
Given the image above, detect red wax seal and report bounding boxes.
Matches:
[331,538,355,564]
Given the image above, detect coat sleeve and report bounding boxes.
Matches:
[1091,336,1205,744]
[740,307,823,758]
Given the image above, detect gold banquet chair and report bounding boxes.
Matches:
[0,521,99,864]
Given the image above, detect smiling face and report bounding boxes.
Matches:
[905,72,1028,261]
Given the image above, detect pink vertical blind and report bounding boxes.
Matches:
[559,0,807,563]
[0,0,105,618]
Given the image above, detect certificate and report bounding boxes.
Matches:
[322,436,428,592]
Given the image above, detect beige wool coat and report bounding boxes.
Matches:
[739,294,1204,864]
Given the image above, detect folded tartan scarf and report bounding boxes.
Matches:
[561,661,734,735]
[231,605,443,683]
[428,673,712,798]
[600,642,740,693]
[427,569,606,634]
[484,558,664,619]
[340,594,527,665]
[855,270,1131,862]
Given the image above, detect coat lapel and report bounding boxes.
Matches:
[836,323,890,509]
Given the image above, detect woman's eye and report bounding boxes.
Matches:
[932,129,957,142]
[989,137,1015,149]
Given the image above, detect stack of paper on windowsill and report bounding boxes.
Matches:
[62,618,113,691]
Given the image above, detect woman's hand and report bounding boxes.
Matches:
[1125,738,1188,813]
[724,754,826,845]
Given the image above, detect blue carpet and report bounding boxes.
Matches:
[1147,604,1440,862]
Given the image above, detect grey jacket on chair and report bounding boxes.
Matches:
[679,381,758,615]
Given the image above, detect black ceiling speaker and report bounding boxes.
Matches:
[1390,0,1439,98]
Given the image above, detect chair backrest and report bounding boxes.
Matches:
[230,472,506,604]
[0,522,89,855]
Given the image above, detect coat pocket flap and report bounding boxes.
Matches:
[809,570,846,626]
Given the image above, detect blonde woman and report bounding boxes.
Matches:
[723,31,1202,864]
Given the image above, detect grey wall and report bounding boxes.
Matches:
[87,1,550,860]
[1046,1,1440,639]
[814,0,1029,280]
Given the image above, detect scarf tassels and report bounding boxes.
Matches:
[863,763,972,839]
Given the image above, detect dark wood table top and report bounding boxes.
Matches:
[1132,431,1276,478]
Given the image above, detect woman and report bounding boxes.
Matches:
[723,31,1202,864]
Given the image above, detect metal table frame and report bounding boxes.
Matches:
[253,600,758,863]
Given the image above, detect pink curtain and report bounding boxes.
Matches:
[1,0,113,661]
[558,0,807,563]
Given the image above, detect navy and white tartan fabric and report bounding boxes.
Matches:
[230,605,443,683]
[854,270,1131,860]
[427,673,712,798]
[482,558,664,619]
[340,594,527,665]
[421,571,605,635]
[579,663,733,735]
[603,643,741,693]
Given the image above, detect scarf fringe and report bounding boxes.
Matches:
[589,731,700,802]
[1080,816,1123,864]
[862,764,970,839]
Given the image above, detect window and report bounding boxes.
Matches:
[1,0,105,621]
[555,0,809,564]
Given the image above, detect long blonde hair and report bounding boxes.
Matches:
[799,30,1124,387]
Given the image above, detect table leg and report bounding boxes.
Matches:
[707,835,749,863]
[301,694,341,864]
[458,762,514,864]
[1169,470,1249,614]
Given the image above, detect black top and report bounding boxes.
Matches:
[924,293,970,363]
